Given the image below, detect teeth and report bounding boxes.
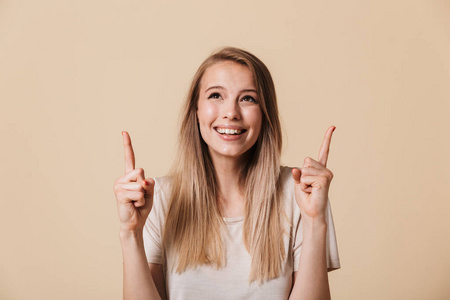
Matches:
[216,128,243,135]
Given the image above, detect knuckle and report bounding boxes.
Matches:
[115,191,123,199]
[322,170,332,180]
[114,177,123,186]
[304,157,314,167]
[319,178,328,186]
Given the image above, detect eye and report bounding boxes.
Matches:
[241,95,257,103]
[208,92,222,99]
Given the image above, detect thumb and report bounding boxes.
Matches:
[292,168,301,184]
[141,178,155,198]
[136,178,155,211]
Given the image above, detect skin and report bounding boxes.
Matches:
[290,125,335,300]
[114,132,165,300]
[292,126,335,223]
[114,61,336,299]
[196,61,262,217]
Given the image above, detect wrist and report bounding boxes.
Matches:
[119,228,143,242]
[301,214,327,228]
[301,217,327,239]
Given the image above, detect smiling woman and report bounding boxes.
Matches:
[114,47,340,300]
[197,61,262,161]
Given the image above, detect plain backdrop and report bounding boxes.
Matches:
[1,0,449,299]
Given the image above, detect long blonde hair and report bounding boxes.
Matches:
[162,47,285,283]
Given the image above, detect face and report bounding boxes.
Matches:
[197,61,262,163]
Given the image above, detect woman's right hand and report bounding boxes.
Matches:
[114,131,154,233]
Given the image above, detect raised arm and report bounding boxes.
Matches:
[114,131,162,300]
[289,126,336,300]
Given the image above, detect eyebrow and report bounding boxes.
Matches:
[205,85,257,94]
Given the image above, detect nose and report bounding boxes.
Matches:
[222,99,241,120]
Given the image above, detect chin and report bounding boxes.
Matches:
[213,145,257,161]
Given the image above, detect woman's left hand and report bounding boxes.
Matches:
[292,126,335,224]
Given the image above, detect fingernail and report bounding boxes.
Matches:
[143,180,149,186]
[332,127,336,132]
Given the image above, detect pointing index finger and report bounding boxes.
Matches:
[318,126,335,167]
[122,131,135,174]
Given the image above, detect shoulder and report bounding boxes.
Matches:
[279,165,298,193]
[153,176,172,195]
[151,176,173,214]
[279,165,301,212]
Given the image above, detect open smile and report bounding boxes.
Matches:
[213,126,247,141]
[214,127,247,135]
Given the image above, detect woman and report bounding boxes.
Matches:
[114,47,340,300]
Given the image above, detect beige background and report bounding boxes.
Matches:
[1,0,449,299]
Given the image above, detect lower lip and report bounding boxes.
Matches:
[215,130,245,141]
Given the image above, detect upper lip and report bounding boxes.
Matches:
[214,125,246,130]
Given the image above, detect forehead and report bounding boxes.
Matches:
[200,61,255,91]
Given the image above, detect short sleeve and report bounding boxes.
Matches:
[143,177,166,264]
[292,198,341,272]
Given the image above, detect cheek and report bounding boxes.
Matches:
[197,103,219,140]
[197,101,217,124]
[244,108,263,132]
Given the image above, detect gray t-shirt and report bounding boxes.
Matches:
[143,166,341,299]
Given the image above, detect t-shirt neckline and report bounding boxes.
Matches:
[223,216,244,224]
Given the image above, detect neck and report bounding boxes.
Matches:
[210,153,248,218]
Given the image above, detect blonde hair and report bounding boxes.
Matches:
[162,47,285,283]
